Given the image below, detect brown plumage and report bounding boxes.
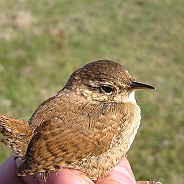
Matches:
[0,60,155,180]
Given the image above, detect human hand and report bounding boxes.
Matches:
[0,155,136,184]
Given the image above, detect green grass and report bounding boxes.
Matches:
[0,0,184,183]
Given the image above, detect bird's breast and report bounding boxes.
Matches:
[72,101,141,180]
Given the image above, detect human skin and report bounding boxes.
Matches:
[0,155,136,184]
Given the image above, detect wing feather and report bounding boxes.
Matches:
[17,100,124,175]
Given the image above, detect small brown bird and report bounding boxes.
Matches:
[0,60,155,180]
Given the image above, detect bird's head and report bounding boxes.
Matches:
[65,60,155,103]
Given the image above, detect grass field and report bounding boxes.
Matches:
[0,0,184,183]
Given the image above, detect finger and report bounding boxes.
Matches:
[16,157,93,184]
[95,157,136,184]
[0,155,25,184]
[43,168,94,184]
[20,167,94,184]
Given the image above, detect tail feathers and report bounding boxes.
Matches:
[0,114,31,157]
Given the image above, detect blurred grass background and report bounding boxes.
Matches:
[0,0,184,183]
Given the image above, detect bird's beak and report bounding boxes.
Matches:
[130,81,155,90]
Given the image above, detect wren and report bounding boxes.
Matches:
[0,60,155,180]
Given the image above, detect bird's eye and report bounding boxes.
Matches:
[101,85,113,94]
